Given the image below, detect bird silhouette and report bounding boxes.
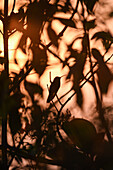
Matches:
[47,76,61,103]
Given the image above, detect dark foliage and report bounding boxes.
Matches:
[0,0,113,169]
[92,48,113,94]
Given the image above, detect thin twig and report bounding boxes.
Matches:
[51,100,59,112]
[0,15,4,23]
[56,93,62,106]
[11,0,16,13]
[0,30,3,35]
[40,42,65,64]
[9,64,33,94]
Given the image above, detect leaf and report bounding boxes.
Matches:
[18,33,28,54]
[85,19,96,30]
[80,0,98,12]
[47,24,58,47]
[76,86,83,107]
[92,48,113,94]
[63,118,97,153]
[60,0,73,13]
[46,3,57,18]
[26,0,45,44]
[9,109,22,136]
[66,44,86,108]
[24,80,43,103]
[8,92,24,135]
[28,105,43,133]
[91,31,113,50]
[109,11,113,18]
[92,48,103,61]
[54,17,76,28]
[8,9,24,32]
[31,46,47,76]
[91,31,113,42]
[0,57,6,65]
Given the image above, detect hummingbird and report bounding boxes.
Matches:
[47,76,64,103]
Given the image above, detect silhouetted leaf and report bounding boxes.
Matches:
[92,48,113,94]
[8,8,25,32]
[66,44,86,107]
[60,0,73,13]
[109,11,113,18]
[26,0,45,44]
[91,31,113,42]
[85,19,96,30]
[18,33,28,54]
[9,109,22,136]
[11,69,25,92]
[8,92,24,135]
[24,80,43,103]
[92,31,113,50]
[47,23,58,47]
[0,57,6,65]
[76,86,83,107]
[46,3,57,18]
[68,51,85,82]
[54,17,76,28]
[63,118,97,153]
[80,0,98,12]
[26,104,43,133]
[32,46,47,76]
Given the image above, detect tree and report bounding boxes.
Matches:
[0,0,113,169]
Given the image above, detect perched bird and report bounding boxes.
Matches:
[47,76,61,103]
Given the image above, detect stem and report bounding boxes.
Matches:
[56,93,62,106]
[2,0,8,169]
[9,65,33,94]
[11,0,16,13]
